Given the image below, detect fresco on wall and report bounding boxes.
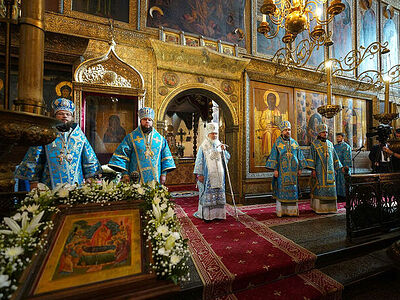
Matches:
[296,90,333,146]
[359,0,377,74]
[256,18,285,56]
[332,0,352,62]
[333,96,367,149]
[72,0,129,23]
[43,68,73,113]
[146,0,246,46]
[382,5,398,72]
[296,89,367,148]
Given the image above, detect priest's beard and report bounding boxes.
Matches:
[318,136,327,142]
[141,125,153,134]
[281,134,290,141]
[207,137,219,146]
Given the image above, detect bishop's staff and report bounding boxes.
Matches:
[220,144,239,220]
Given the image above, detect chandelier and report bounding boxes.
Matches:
[258,0,345,44]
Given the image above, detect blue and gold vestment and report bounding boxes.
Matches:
[308,139,343,207]
[266,136,307,203]
[334,142,352,198]
[108,127,176,184]
[15,124,101,189]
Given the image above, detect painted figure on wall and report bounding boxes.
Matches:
[306,93,324,145]
[72,0,129,23]
[103,115,127,144]
[147,0,246,46]
[296,90,336,146]
[382,6,398,72]
[43,67,73,112]
[359,0,377,74]
[257,18,285,56]
[332,0,352,61]
[296,2,324,67]
[296,91,307,145]
[259,91,288,157]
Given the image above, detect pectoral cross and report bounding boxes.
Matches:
[57,153,64,164]
[133,136,144,144]
[145,148,154,158]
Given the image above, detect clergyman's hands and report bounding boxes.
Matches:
[197,175,204,183]
[30,181,38,191]
[274,170,279,178]
[122,175,130,183]
[160,175,166,185]
[297,169,302,176]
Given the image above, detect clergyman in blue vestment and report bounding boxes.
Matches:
[193,122,230,221]
[108,107,176,184]
[334,132,352,201]
[15,98,102,189]
[266,121,307,217]
[307,124,343,213]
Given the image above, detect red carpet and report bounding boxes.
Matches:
[174,196,343,299]
[167,184,197,192]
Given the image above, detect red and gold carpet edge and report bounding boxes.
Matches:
[175,205,235,299]
[175,197,343,300]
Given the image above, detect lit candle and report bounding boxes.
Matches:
[326,60,332,105]
[262,14,267,22]
[316,7,322,19]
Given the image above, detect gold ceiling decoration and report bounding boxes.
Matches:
[258,0,345,67]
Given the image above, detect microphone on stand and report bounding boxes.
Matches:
[356,145,365,152]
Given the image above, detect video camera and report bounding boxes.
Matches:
[366,124,392,143]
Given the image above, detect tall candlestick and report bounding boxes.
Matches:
[384,79,390,114]
[326,61,332,105]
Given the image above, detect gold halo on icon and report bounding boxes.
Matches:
[263,90,280,107]
[55,81,73,97]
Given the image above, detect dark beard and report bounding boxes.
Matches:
[141,125,152,134]
[56,121,75,132]
[281,134,290,141]
[318,136,327,142]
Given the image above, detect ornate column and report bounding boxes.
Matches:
[0,0,57,196]
[14,0,45,114]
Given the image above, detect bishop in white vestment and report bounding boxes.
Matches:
[193,123,230,221]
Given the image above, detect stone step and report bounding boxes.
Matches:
[316,230,400,268]
[319,248,400,299]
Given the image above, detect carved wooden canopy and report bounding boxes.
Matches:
[73,41,146,97]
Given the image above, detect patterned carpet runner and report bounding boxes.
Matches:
[174,196,343,300]
[237,201,346,227]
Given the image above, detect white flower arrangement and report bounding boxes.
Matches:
[0,180,189,299]
[142,185,190,284]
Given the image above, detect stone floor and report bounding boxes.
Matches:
[271,214,349,254]
[178,206,400,299]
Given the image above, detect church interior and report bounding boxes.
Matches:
[1,0,400,299]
